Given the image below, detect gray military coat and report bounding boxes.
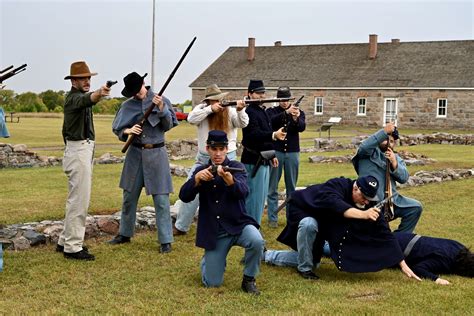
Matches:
[112,88,178,195]
[352,129,421,208]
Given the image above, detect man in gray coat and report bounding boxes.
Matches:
[108,72,178,253]
[352,122,422,232]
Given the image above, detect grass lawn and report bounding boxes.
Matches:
[1,115,473,314]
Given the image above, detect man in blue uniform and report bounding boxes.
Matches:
[241,79,286,224]
[266,86,306,228]
[265,176,421,281]
[352,122,422,232]
[108,72,177,253]
[179,130,264,295]
[395,232,473,285]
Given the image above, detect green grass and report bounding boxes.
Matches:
[1,179,473,314]
[1,114,473,314]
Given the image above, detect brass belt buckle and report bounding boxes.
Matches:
[143,144,153,149]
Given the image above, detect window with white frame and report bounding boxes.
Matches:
[437,99,447,118]
[314,97,323,115]
[357,98,366,116]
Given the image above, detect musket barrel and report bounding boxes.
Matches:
[0,64,27,83]
[221,97,295,107]
[121,38,196,153]
[0,65,14,74]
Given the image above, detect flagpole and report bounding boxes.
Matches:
[151,0,156,89]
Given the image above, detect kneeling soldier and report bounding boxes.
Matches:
[179,130,264,295]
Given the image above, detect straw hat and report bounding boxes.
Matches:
[202,84,229,102]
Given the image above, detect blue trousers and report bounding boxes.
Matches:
[119,164,173,244]
[267,151,299,223]
[244,164,270,225]
[394,203,423,233]
[175,151,236,232]
[0,243,3,272]
[201,225,264,287]
[264,217,319,272]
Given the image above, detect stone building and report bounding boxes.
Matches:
[189,35,473,129]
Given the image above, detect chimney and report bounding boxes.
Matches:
[391,38,400,44]
[274,41,282,47]
[248,37,255,61]
[368,34,378,59]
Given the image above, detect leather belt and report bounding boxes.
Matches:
[132,142,165,149]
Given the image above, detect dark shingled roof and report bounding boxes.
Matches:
[190,40,474,89]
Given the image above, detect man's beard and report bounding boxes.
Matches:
[379,142,389,152]
[355,203,366,209]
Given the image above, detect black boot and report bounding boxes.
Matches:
[241,275,260,295]
[107,235,131,245]
[64,249,95,261]
[297,270,320,280]
[159,243,172,253]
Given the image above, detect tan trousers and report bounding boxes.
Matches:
[58,140,94,253]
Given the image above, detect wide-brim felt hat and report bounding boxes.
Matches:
[122,72,147,98]
[64,61,98,80]
[202,84,229,102]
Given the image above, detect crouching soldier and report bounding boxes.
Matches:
[179,130,264,295]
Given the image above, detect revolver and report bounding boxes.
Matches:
[106,80,118,88]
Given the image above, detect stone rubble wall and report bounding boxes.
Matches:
[1,133,470,168]
[2,168,472,251]
[308,150,437,166]
[351,133,473,147]
[399,133,473,146]
[0,142,197,172]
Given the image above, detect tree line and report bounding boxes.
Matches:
[0,89,191,114]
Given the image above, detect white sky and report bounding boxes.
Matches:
[1,0,473,102]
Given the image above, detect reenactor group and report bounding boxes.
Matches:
[58,61,473,295]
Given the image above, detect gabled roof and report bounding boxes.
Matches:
[190,40,474,89]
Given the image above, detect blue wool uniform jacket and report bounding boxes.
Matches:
[395,232,465,281]
[352,129,421,208]
[277,177,404,273]
[241,103,274,165]
[266,106,306,153]
[179,158,258,250]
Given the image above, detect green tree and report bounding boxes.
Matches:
[15,92,47,112]
[0,89,18,111]
[94,98,123,114]
[40,90,65,111]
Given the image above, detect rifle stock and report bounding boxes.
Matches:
[121,37,197,153]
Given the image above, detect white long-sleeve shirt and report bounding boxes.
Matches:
[187,103,249,153]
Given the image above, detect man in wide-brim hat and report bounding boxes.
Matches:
[58,61,111,261]
[173,84,248,236]
[201,84,229,102]
[109,71,178,254]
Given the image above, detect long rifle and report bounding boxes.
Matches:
[221,97,294,107]
[121,37,197,153]
[383,158,395,221]
[0,64,27,83]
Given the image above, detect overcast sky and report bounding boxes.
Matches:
[1,0,473,102]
